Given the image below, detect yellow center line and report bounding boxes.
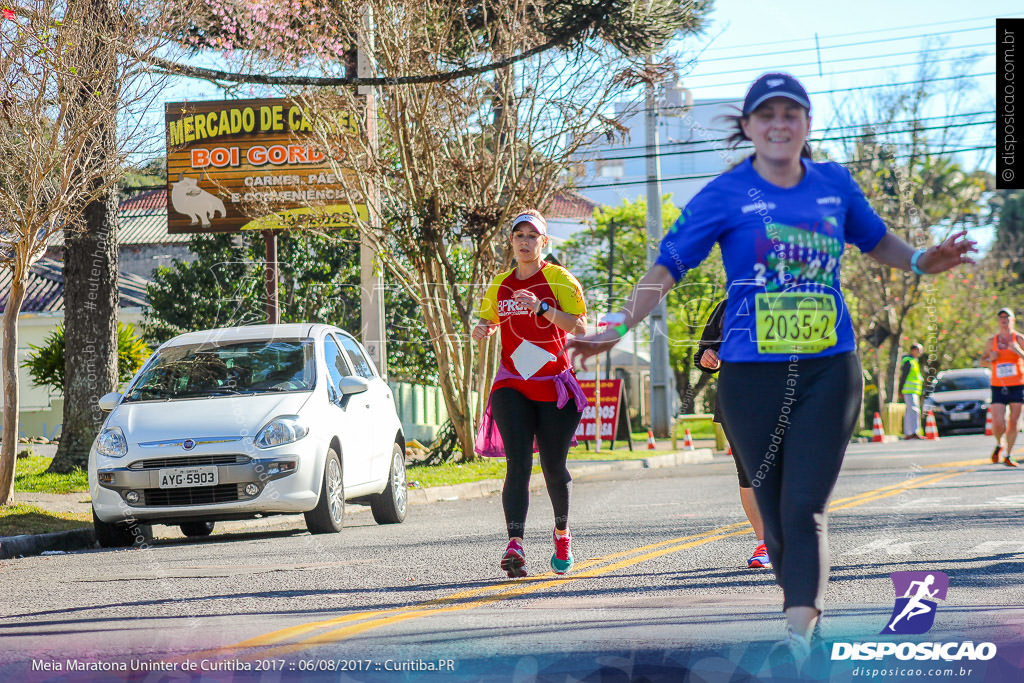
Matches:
[197,462,975,659]
[829,470,966,511]
[922,458,990,468]
[248,528,756,659]
[828,470,954,505]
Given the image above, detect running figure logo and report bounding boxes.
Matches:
[881,571,949,635]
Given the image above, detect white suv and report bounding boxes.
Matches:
[89,323,407,547]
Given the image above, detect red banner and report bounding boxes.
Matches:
[575,379,622,441]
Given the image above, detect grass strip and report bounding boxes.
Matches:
[14,457,89,494]
[0,503,91,536]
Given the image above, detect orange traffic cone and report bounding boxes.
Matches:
[871,412,886,443]
[985,407,994,436]
[683,428,695,451]
[646,428,656,450]
[924,411,940,440]
[726,442,733,456]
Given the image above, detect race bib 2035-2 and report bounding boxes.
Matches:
[755,292,838,355]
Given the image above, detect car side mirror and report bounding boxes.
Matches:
[338,376,369,395]
[98,392,122,411]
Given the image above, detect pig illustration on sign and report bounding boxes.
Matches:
[170,175,226,228]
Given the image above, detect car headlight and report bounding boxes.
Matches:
[95,426,127,458]
[255,416,309,449]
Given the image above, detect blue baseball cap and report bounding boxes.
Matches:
[743,73,811,115]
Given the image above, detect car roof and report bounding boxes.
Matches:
[162,323,352,348]
[936,368,988,377]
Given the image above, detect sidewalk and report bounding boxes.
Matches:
[1,447,718,560]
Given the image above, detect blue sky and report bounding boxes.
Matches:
[674,1,1015,165]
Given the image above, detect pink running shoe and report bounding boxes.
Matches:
[500,538,527,578]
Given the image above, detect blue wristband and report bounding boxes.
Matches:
[910,248,928,276]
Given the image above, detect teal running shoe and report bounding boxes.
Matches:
[550,528,574,575]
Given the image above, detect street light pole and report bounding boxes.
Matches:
[644,62,673,438]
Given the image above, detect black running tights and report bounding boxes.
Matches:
[717,351,862,612]
[490,387,582,539]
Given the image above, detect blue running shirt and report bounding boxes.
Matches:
[656,157,887,363]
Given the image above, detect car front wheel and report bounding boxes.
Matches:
[370,443,408,525]
[93,508,152,549]
[180,521,215,537]
[305,448,345,534]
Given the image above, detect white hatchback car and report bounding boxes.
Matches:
[89,323,408,547]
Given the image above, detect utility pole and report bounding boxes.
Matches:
[263,230,279,324]
[605,219,616,380]
[644,61,673,437]
[358,8,386,375]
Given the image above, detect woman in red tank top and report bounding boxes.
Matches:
[983,308,1024,466]
[472,210,588,579]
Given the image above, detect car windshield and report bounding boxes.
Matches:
[124,340,315,401]
[933,375,989,392]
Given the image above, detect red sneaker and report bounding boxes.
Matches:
[748,543,771,569]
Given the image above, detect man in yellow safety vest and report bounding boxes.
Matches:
[899,344,924,439]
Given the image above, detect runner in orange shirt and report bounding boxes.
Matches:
[982,308,1024,467]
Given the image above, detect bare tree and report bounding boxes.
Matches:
[0,1,194,500]
[155,0,708,459]
[279,2,708,458]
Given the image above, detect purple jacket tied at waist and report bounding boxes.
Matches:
[474,366,587,458]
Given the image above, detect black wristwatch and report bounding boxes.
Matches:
[536,301,550,317]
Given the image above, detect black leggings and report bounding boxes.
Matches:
[490,387,582,539]
[717,351,862,612]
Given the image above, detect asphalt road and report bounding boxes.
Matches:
[2,434,1024,682]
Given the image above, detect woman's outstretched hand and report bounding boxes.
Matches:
[562,329,622,371]
[920,230,977,273]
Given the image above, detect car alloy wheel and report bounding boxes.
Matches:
[326,456,343,524]
[392,450,407,514]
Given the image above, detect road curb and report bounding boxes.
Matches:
[0,528,97,560]
[6,454,710,556]
[643,448,715,468]
[407,454,710,505]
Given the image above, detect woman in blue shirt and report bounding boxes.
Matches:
[565,72,975,665]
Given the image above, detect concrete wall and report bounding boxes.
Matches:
[118,244,194,279]
[0,309,148,439]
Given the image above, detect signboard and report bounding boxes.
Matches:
[165,98,367,234]
[575,379,623,441]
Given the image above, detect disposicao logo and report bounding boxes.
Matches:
[882,571,948,635]
[831,570,997,663]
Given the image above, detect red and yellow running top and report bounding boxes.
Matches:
[479,261,586,402]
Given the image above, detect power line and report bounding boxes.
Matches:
[685,44,991,82]
[690,15,1005,54]
[632,71,995,112]
[571,145,994,190]
[577,110,995,155]
[575,120,994,164]
[693,24,990,64]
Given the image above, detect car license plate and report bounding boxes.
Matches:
[950,412,971,421]
[158,466,219,489]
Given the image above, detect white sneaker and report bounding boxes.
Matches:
[784,627,812,664]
